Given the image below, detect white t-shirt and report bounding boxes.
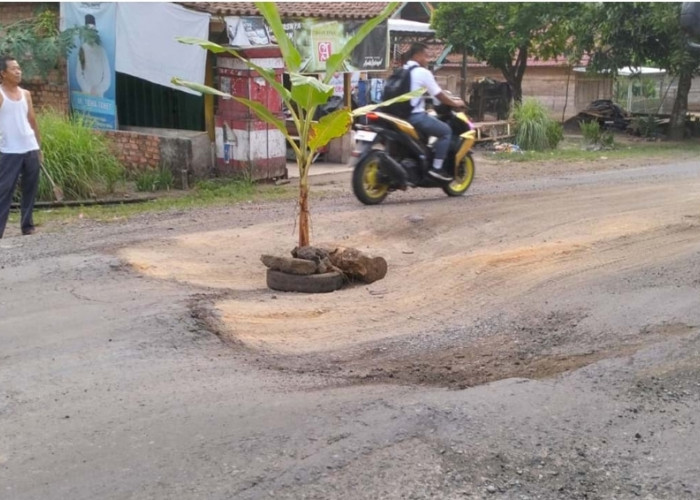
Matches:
[403,60,442,114]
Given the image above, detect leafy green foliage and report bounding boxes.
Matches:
[37,110,125,201]
[628,115,661,139]
[511,98,563,151]
[322,3,397,77]
[290,73,334,109]
[579,120,615,150]
[570,3,700,139]
[173,1,408,247]
[432,3,576,102]
[309,109,353,151]
[572,3,698,76]
[0,5,98,80]
[256,3,302,72]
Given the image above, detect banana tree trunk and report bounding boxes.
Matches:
[298,178,310,247]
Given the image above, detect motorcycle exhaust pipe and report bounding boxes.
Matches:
[376,151,408,189]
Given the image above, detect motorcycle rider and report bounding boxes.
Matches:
[404,42,466,182]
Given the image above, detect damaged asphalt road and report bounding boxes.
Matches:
[1,157,700,499]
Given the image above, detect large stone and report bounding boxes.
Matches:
[324,246,388,284]
[291,246,339,275]
[260,254,318,275]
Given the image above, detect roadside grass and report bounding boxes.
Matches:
[9,178,297,227]
[490,136,700,163]
[37,110,126,201]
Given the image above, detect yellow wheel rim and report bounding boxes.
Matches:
[449,155,475,192]
[363,158,389,199]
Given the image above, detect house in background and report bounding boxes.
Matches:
[435,52,613,122]
[1,1,394,180]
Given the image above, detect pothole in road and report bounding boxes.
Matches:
[333,321,698,390]
[197,301,697,390]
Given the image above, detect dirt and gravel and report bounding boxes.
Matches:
[2,143,700,499]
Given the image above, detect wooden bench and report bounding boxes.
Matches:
[472,120,514,142]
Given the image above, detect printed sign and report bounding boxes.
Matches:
[226,17,389,73]
[60,2,117,130]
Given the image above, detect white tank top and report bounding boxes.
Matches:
[0,86,40,154]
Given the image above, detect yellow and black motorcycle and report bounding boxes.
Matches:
[352,104,477,205]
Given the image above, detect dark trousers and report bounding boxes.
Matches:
[408,112,452,161]
[0,150,40,238]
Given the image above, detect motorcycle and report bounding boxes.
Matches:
[351,100,477,205]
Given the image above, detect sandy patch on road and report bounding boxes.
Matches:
[119,168,700,359]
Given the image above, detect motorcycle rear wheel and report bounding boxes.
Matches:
[352,151,390,205]
[443,153,475,197]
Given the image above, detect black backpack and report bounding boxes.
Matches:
[379,65,419,119]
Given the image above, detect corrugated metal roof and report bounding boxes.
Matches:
[180,2,394,20]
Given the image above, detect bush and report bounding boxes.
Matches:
[629,114,660,139]
[579,120,615,150]
[511,98,563,151]
[37,110,125,200]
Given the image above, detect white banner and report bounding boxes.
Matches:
[115,3,210,95]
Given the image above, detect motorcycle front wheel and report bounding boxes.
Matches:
[352,151,390,205]
[443,153,475,197]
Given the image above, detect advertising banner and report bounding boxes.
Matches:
[60,2,117,130]
[226,17,389,73]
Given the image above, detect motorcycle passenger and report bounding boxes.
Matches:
[404,43,466,182]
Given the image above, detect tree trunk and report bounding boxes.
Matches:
[460,48,468,101]
[562,66,572,123]
[512,46,528,104]
[298,180,310,247]
[511,81,523,104]
[669,68,692,140]
[501,69,521,106]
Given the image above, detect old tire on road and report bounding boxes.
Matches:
[266,269,344,293]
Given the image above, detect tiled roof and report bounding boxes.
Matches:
[180,2,394,20]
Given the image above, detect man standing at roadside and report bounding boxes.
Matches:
[404,43,465,181]
[0,55,41,238]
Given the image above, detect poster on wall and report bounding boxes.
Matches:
[60,2,117,130]
[283,19,388,73]
[226,17,389,73]
[326,72,360,97]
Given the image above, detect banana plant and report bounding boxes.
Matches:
[172,1,422,247]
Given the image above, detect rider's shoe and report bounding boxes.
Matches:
[428,168,453,182]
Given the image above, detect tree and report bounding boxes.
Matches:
[0,5,97,81]
[173,2,422,248]
[570,2,700,140]
[432,3,574,103]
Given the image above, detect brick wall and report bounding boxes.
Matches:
[1,3,70,112]
[0,1,36,24]
[101,130,162,172]
[24,76,69,113]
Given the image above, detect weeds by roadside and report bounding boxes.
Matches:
[9,177,296,227]
[37,110,126,201]
[511,98,563,151]
[579,121,615,150]
[490,136,700,163]
[134,169,175,192]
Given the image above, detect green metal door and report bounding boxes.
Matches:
[116,72,204,131]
